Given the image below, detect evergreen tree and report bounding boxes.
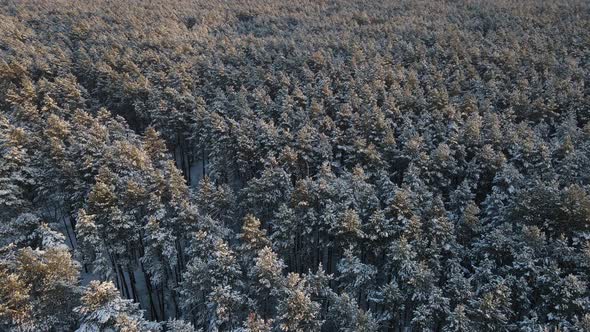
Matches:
[75,281,160,332]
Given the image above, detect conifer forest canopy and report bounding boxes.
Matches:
[1,0,590,331]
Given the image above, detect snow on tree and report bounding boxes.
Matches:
[0,244,80,331]
[1,0,590,330]
[75,281,160,332]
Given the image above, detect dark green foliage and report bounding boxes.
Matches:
[1,0,589,330]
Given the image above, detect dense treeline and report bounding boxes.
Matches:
[1,0,590,331]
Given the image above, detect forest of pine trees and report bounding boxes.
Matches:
[1,0,589,331]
